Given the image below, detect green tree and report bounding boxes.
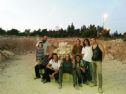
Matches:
[67,23,75,37]
[7,29,20,35]
[0,28,6,35]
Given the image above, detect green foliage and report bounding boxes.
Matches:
[1,23,121,38]
[0,28,6,35]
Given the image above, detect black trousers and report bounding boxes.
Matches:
[59,68,77,86]
[34,63,45,78]
[76,69,83,84]
[43,68,59,82]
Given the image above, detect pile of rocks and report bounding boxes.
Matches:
[53,42,73,58]
[103,39,126,63]
[0,50,15,63]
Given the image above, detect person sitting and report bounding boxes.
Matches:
[58,54,77,89]
[43,53,61,83]
[74,55,85,87]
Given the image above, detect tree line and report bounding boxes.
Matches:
[0,23,124,39]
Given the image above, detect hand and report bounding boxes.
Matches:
[51,73,55,79]
[80,68,85,73]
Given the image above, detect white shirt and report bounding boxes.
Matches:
[81,46,93,62]
[48,59,61,70]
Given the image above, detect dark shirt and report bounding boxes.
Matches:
[61,59,73,71]
[72,45,82,56]
[92,45,102,61]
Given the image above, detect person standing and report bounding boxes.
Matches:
[81,39,93,84]
[90,37,105,93]
[34,35,51,79]
[36,35,51,56]
[34,42,45,79]
[72,39,82,58]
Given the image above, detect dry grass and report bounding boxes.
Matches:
[0,37,126,63]
[0,36,36,54]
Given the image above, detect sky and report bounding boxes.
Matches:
[0,0,126,33]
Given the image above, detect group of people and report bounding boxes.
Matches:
[34,35,105,93]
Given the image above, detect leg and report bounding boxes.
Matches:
[96,61,102,88]
[92,62,97,85]
[44,68,54,82]
[59,68,63,86]
[71,69,77,87]
[34,64,41,78]
[86,62,92,81]
[58,68,64,89]
[76,69,83,86]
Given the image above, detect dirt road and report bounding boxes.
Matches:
[0,54,126,94]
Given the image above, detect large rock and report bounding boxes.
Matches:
[0,50,15,62]
[53,42,73,58]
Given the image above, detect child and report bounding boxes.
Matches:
[34,42,45,79]
[75,55,85,87]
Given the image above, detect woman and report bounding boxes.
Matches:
[81,39,93,84]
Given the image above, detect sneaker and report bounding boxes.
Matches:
[84,81,89,85]
[34,77,40,80]
[74,85,79,90]
[98,88,103,93]
[89,83,97,87]
[41,79,45,82]
[58,85,62,89]
[43,80,50,84]
[79,84,83,87]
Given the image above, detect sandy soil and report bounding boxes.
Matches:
[0,54,126,94]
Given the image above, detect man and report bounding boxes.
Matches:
[36,35,51,56]
[58,54,77,89]
[34,35,51,79]
[72,39,82,58]
[90,37,105,93]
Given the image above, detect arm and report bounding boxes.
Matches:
[46,63,53,70]
[98,43,105,60]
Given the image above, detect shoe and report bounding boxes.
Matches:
[98,88,103,93]
[43,80,50,84]
[84,81,89,85]
[34,77,40,80]
[58,85,62,89]
[74,85,79,90]
[41,79,45,82]
[79,84,83,87]
[89,83,97,87]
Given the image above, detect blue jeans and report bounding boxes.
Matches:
[83,60,92,82]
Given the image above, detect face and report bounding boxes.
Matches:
[76,39,81,45]
[76,56,81,62]
[65,54,70,61]
[43,35,48,41]
[53,55,58,61]
[84,40,88,45]
[90,38,96,45]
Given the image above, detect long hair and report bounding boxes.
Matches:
[83,38,90,47]
[52,53,58,62]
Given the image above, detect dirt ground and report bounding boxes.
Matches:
[0,54,126,94]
